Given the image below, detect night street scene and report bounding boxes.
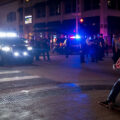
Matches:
[0,0,120,120]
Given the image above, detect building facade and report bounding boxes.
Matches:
[0,0,120,43]
[0,0,19,32]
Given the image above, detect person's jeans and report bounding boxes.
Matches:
[107,79,120,103]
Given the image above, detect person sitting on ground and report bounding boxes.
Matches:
[99,58,120,108]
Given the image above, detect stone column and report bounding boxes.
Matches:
[22,6,26,38]
[32,7,36,25]
[46,3,49,23]
[100,0,108,38]
[79,0,83,13]
[60,1,64,23]
[32,6,36,38]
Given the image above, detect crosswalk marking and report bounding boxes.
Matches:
[0,75,40,82]
[0,70,21,75]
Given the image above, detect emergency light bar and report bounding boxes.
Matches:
[0,32,17,38]
[70,34,81,39]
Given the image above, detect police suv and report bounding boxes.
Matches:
[0,32,33,65]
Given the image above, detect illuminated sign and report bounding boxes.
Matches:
[25,15,32,24]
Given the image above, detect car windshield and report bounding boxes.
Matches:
[0,38,27,46]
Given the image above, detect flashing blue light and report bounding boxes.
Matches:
[58,83,78,88]
[70,34,81,40]
[75,34,81,39]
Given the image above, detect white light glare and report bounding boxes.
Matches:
[0,32,17,37]
[76,35,81,39]
[24,40,29,44]
[14,52,19,57]
[70,34,81,39]
[27,46,32,51]
[0,32,6,37]
[2,46,11,52]
[23,52,28,56]
[6,33,17,37]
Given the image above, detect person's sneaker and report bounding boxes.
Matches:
[99,101,115,109]
[99,101,109,107]
[108,102,115,110]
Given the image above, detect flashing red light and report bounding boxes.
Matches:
[70,35,81,39]
[70,36,75,39]
[80,18,84,23]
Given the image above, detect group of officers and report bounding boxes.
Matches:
[30,34,108,63]
[78,34,107,63]
[30,37,50,61]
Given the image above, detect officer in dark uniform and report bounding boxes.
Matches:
[112,34,118,63]
[34,38,42,61]
[86,35,98,62]
[92,35,99,62]
[80,36,86,63]
[98,34,105,60]
[42,38,50,61]
[64,38,70,58]
[89,36,96,62]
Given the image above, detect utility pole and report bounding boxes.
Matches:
[76,0,79,34]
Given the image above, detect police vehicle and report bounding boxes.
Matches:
[52,35,82,55]
[0,32,33,65]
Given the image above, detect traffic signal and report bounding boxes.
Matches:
[80,18,84,23]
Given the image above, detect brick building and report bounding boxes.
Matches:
[0,0,120,43]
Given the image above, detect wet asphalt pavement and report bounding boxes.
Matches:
[0,55,120,120]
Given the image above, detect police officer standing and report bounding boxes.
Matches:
[92,35,99,62]
[115,36,120,62]
[112,34,118,63]
[34,37,42,61]
[64,37,70,58]
[98,34,105,60]
[42,38,50,61]
[80,36,86,63]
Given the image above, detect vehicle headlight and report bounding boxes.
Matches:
[24,40,29,44]
[27,47,32,51]
[23,51,28,56]
[14,52,19,57]
[2,46,11,52]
